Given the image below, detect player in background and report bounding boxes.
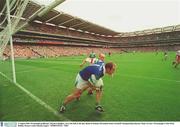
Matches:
[155,49,158,55]
[80,53,105,68]
[163,51,168,61]
[59,62,116,113]
[80,51,96,67]
[108,52,111,57]
[133,51,136,55]
[172,50,180,68]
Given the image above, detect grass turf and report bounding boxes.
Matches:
[0,51,180,121]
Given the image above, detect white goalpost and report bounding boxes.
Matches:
[0,0,66,83]
[0,0,30,83]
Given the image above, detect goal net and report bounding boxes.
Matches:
[0,0,29,83]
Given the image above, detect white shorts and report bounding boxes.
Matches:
[75,74,104,90]
[88,74,104,87]
[95,78,104,87]
[75,74,89,90]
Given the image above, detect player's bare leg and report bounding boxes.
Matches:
[175,62,179,68]
[172,61,176,65]
[63,88,82,105]
[60,88,81,113]
[95,87,104,112]
[76,85,90,100]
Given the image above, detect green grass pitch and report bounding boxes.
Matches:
[0,51,180,121]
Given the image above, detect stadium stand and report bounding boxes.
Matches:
[2,26,180,58]
[4,43,121,58]
[1,0,180,59]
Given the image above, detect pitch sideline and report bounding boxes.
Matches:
[0,71,70,121]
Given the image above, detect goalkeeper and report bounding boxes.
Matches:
[59,62,116,113]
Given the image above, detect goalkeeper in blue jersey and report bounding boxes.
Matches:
[59,62,116,113]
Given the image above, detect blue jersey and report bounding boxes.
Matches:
[79,64,105,81]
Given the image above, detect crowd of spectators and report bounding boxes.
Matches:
[2,22,179,59]
[4,45,40,58]
[3,44,121,59]
[3,43,180,59]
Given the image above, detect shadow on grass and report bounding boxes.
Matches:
[59,95,105,121]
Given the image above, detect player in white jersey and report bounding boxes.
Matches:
[172,50,180,68]
[80,51,96,67]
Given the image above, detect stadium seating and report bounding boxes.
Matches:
[3,43,121,58]
[2,21,180,59]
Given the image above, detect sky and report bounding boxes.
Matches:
[32,0,180,32]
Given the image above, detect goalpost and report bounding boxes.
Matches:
[0,0,30,83]
[0,0,66,83]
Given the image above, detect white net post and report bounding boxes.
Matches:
[0,0,29,83]
[0,0,65,83]
[6,0,16,83]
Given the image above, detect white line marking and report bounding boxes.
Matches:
[0,72,70,121]
[121,74,180,83]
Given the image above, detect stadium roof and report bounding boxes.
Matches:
[21,0,119,36]
[0,0,180,37]
[118,25,180,37]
